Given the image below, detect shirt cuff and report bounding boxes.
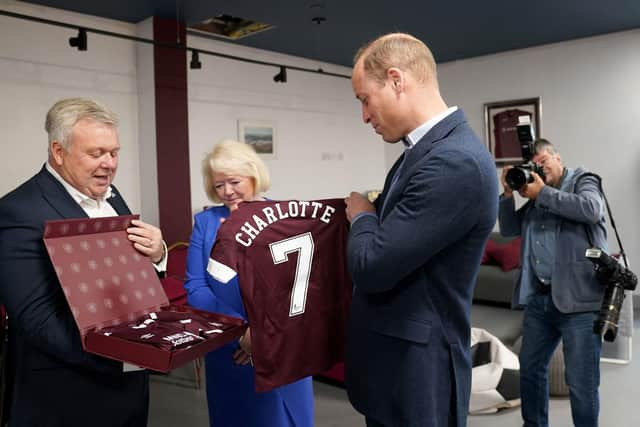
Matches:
[152,240,168,272]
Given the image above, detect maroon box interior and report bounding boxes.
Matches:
[43,215,246,372]
[85,305,246,372]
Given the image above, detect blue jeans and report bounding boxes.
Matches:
[520,293,601,427]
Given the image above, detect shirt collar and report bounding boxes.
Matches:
[405,106,458,149]
[555,167,568,189]
[45,162,113,205]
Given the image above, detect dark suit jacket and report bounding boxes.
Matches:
[0,166,148,427]
[345,109,499,427]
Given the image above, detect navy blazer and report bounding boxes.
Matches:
[345,109,499,427]
[0,166,148,427]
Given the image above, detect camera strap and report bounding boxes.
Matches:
[576,172,630,268]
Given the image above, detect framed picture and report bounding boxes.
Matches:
[237,120,276,158]
[483,97,541,164]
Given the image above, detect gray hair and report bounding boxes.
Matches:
[45,98,118,154]
[202,140,271,203]
[533,138,559,156]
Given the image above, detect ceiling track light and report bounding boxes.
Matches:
[273,66,287,83]
[0,11,351,79]
[190,50,202,69]
[69,28,87,51]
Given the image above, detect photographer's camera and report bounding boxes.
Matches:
[585,248,637,342]
[505,116,546,191]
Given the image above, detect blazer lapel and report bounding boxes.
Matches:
[376,153,406,217]
[401,109,467,174]
[107,186,132,215]
[380,109,468,219]
[35,165,87,219]
[35,165,132,218]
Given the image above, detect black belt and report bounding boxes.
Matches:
[535,278,551,294]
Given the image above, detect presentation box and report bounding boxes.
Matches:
[43,215,246,372]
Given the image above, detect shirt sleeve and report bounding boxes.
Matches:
[207,238,238,284]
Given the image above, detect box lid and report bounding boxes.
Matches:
[43,215,169,339]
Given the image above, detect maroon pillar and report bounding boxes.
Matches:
[153,17,192,245]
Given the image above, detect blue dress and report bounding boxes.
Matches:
[184,206,314,427]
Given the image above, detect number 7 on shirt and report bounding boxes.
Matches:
[269,232,314,316]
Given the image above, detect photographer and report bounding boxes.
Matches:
[499,139,606,427]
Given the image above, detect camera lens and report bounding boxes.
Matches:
[505,167,528,191]
[594,283,626,342]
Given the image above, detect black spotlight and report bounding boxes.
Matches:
[190,50,202,70]
[69,28,87,51]
[273,66,287,83]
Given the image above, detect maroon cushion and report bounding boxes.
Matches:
[486,237,522,272]
[481,239,497,264]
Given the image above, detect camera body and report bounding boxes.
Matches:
[504,116,545,191]
[585,248,638,342]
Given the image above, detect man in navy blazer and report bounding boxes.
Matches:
[0,98,166,427]
[345,33,499,427]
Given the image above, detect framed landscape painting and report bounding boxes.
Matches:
[238,120,276,158]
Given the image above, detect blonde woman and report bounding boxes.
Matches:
[184,140,313,427]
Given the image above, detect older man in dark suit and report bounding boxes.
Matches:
[345,33,499,427]
[0,98,166,427]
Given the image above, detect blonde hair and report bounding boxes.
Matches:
[354,33,437,86]
[45,98,118,154]
[202,140,271,203]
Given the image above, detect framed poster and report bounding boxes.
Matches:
[237,120,276,158]
[483,97,541,164]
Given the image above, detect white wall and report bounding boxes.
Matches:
[0,1,142,212]
[185,37,383,213]
[435,30,640,270]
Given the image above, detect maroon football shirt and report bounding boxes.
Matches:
[207,198,352,392]
[493,109,532,158]
[102,321,204,351]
